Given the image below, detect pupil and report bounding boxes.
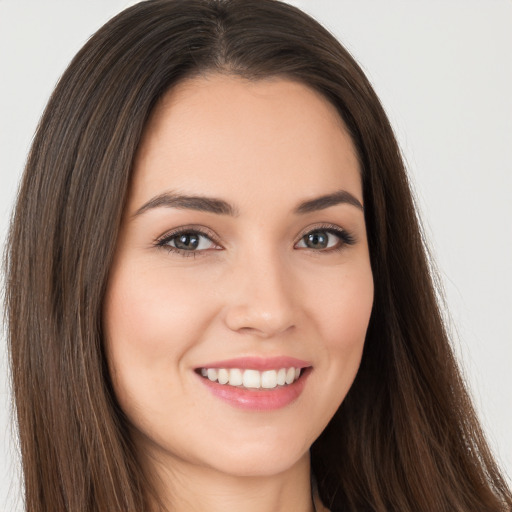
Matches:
[306,231,328,249]
[176,233,199,250]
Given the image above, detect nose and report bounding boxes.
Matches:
[223,251,298,338]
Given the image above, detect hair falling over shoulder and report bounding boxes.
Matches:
[4,1,511,511]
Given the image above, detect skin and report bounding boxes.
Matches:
[103,74,374,512]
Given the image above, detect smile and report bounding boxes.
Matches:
[195,357,312,410]
[199,367,302,389]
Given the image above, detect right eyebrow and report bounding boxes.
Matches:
[132,192,239,218]
[294,189,364,214]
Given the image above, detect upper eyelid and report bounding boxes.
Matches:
[294,222,347,240]
[156,225,220,245]
[297,223,358,254]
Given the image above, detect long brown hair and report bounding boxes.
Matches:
[4,1,511,511]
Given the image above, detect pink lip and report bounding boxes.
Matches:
[195,357,312,411]
[196,356,311,371]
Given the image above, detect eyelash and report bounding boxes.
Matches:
[296,223,356,253]
[155,225,220,258]
[155,223,356,258]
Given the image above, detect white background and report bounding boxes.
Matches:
[1,1,510,509]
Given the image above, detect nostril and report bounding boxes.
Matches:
[224,305,296,338]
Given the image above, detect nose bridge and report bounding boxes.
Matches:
[223,243,297,337]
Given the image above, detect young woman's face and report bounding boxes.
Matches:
[103,74,373,479]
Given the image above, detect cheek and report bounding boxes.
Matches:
[309,261,373,396]
[105,262,211,353]
[315,261,373,346]
[102,261,215,409]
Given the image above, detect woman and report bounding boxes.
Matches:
[4,0,511,511]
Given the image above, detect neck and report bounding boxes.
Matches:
[147,451,317,512]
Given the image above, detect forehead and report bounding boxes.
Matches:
[130,73,361,211]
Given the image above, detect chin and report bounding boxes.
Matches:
[203,447,310,478]
[193,428,314,478]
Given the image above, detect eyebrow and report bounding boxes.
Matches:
[133,193,239,217]
[133,189,363,218]
[294,190,364,214]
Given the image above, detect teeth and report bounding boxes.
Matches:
[229,368,243,386]
[243,369,260,388]
[199,367,302,389]
[261,370,277,389]
[218,368,229,385]
[285,367,295,385]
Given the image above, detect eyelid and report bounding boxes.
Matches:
[294,222,356,250]
[155,225,223,253]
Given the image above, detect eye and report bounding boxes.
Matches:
[295,225,355,251]
[156,228,220,256]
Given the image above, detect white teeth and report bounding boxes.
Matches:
[218,368,229,385]
[229,368,243,386]
[200,366,303,389]
[243,369,261,388]
[261,370,277,389]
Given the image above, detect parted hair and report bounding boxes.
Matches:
[4,1,511,511]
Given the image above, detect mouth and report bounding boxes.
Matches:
[195,366,305,390]
[194,357,312,410]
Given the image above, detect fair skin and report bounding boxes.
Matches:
[103,74,374,512]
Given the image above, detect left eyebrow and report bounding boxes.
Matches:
[294,190,364,214]
[132,192,239,218]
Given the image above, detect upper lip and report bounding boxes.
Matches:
[196,356,311,371]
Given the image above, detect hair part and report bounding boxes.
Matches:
[5,1,511,511]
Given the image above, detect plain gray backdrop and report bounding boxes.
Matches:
[1,1,511,509]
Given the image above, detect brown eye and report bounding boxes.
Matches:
[174,233,201,250]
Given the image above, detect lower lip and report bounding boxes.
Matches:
[197,368,311,411]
